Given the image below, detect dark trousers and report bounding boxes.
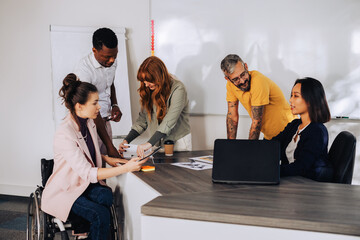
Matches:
[314,165,334,182]
[71,183,113,240]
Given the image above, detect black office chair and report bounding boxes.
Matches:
[27,158,119,240]
[328,131,357,184]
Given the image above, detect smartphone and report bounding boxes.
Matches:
[137,146,162,161]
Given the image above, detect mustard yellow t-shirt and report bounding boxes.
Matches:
[226,70,295,139]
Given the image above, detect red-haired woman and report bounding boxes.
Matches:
[119,56,191,157]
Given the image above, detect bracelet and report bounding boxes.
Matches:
[112,104,119,108]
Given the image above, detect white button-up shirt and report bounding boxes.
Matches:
[74,52,117,117]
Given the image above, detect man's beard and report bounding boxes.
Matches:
[236,75,251,91]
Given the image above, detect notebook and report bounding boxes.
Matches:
[212,139,280,184]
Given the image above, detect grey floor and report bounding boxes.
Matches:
[0,194,75,240]
[0,193,123,240]
[0,194,28,240]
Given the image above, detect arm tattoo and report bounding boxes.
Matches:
[228,102,238,108]
[227,101,239,139]
[227,115,238,139]
[249,105,264,140]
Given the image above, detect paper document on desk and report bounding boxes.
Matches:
[189,155,213,164]
[171,161,212,171]
[122,144,151,159]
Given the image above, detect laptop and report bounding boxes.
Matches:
[212,139,280,184]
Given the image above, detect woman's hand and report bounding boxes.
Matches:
[136,142,152,158]
[118,140,129,155]
[97,156,147,180]
[102,155,127,167]
[123,157,148,172]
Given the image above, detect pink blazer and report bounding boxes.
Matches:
[41,114,105,221]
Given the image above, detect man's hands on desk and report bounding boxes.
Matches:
[103,155,127,167]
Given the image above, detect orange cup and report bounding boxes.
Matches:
[164,140,174,156]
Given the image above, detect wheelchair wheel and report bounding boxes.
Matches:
[27,188,52,240]
[109,204,119,240]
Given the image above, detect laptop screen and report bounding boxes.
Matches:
[212,139,280,184]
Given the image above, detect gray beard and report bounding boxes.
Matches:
[236,76,251,91]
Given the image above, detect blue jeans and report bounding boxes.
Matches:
[71,183,113,240]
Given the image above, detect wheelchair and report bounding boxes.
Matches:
[27,158,119,240]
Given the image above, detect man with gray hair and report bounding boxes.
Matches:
[220,54,294,140]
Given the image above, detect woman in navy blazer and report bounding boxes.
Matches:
[271,77,333,182]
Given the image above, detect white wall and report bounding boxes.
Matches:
[0,0,150,196]
[0,0,359,197]
[151,0,360,117]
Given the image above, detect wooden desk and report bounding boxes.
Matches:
[108,151,360,240]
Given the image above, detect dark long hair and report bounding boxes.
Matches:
[294,77,331,123]
[137,56,172,122]
[59,73,98,128]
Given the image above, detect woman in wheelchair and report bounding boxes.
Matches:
[41,73,147,240]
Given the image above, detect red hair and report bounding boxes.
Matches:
[137,56,171,122]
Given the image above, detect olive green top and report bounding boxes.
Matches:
[128,77,190,144]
